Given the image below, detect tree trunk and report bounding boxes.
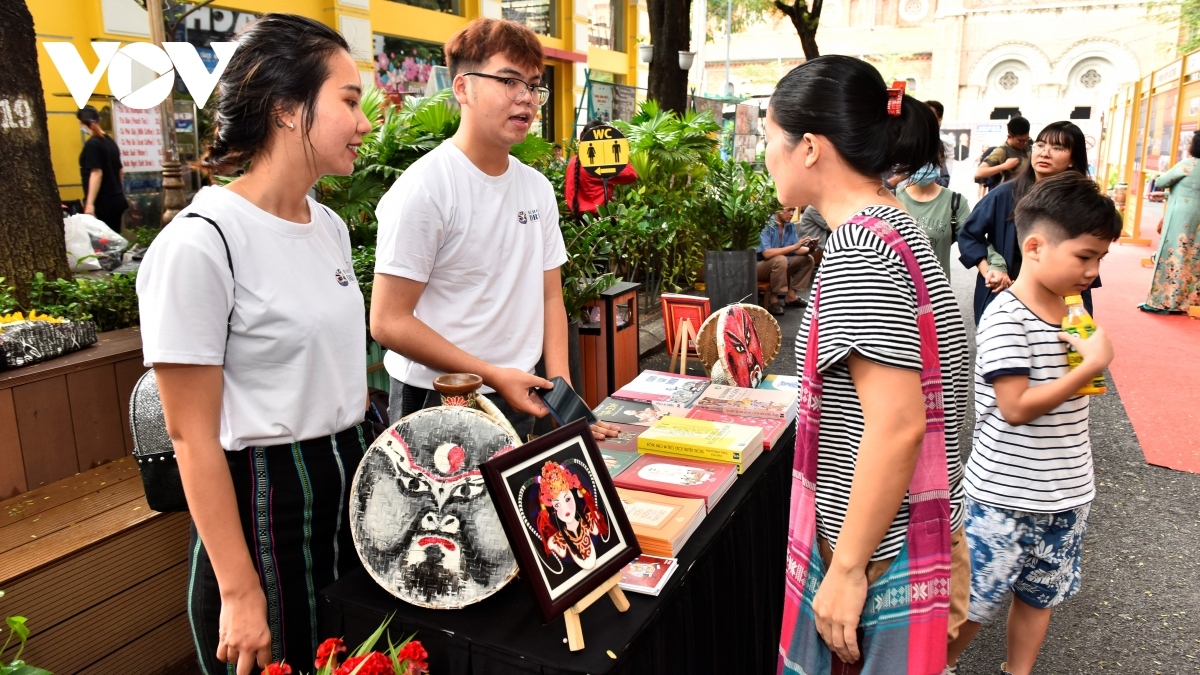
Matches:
[647,0,692,114]
[774,0,823,60]
[0,0,70,302]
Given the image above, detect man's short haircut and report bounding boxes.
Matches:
[924,100,944,119]
[1014,172,1122,244]
[76,106,100,124]
[1007,116,1030,136]
[444,19,544,79]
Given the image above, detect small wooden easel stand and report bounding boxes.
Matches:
[563,572,630,651]
[667,318,698,375]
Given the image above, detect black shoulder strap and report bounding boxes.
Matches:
[182,212,235,334]
[950,191,962,244]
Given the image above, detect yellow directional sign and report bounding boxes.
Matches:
[578,124,631,178]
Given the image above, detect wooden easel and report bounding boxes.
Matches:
[562,572,630,651]
[667,317,698,375]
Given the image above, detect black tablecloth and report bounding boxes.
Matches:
[319,428,794,675]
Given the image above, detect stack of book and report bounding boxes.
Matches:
[614,454,738,512]
[594,397,670,426]
[617,488,706,557]
[758,374,799,392]
[611,370,711,407]
[637,415,763,473]
[618,554,679,596]
[692,384,797,424]
[596,423,644,477]
[685,407,788,450]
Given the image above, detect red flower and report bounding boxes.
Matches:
[398,640,429,674]
[265,664,293,675]
[315,637,347,668]
[334,651,392,675]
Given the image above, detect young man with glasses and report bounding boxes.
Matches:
[371,19,612,440]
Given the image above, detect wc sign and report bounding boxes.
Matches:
[43,41,239,110]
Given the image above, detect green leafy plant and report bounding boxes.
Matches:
[0,279,18,316]
[24,272,140,333]
[1,591,50,675]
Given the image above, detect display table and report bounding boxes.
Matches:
[319,427,794,675]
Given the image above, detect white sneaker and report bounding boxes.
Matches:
[1000,662,1015,675]
[941,666,958,675]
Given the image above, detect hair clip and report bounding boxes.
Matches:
[887,81,906,117]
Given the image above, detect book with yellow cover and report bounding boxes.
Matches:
[616,488,706,558]
[637,416,763,464]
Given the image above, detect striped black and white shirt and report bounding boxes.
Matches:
[795,205,970,561]
[964,291,1095,512]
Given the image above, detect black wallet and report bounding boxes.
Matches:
[534,377,598,426]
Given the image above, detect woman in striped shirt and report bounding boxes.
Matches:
[768,56,971,675]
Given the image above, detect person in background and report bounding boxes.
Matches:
[552,143,564,161]
[795,205,832,266]
[954,173,1120,675]
[975,116,1031,187]
[959,121,1097,322]
[1139,132,1200,313]
[77,105,128,231]
[756,205,816,315]
[564,119,637,216]
[136,15,373,675]
[897,163,972,278]
[924,99,952,188]
[370,19,616,441]
[767,55,971,674]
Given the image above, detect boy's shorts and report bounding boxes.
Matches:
[964,497,1091,623]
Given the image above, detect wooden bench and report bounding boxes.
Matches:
[0,458,195,675]
[757,281,771,308]
[0,327,148,499]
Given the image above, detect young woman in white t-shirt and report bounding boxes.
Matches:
[766,56,972,674]
[136,15,372,675]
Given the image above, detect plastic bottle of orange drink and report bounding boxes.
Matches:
[1061,295,1106,395]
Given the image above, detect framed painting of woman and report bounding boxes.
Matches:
[481,420,641,622]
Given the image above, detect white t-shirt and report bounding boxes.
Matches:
[374,140,568,391]
[965,291,1095,512]
[137,186,367,450]
[794,205,970,560]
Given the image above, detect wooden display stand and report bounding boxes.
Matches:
[562,572,630,651]
[668,317,699,375]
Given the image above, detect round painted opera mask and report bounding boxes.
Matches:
[350,406,520,609]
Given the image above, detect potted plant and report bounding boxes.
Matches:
[701,159,777,311]
[638,39,654,64]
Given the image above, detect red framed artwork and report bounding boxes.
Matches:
[660,294,710,358]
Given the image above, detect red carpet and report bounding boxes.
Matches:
[1093,209,1200,473]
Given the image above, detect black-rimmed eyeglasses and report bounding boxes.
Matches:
[461,72,551,106]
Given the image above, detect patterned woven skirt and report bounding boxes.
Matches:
[188,422,370,675]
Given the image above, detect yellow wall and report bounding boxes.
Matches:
[33,0,643,200]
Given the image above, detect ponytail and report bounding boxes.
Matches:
[768,55,941,179]
[191,14,351,177]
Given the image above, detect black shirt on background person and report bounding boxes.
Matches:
[77,106,128,231]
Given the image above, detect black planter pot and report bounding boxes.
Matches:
[704,249,758,311]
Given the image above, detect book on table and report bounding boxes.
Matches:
[685,407,788,450]
[637,415,764,474]
[618,554,679,596]
[614,454,737,512]
[757,374,799,392]
[692,384,797,421]
[616,488,706,558]
[611,370,711,407]
[593,397,669,426]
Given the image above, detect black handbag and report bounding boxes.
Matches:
[131,213,233,512]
